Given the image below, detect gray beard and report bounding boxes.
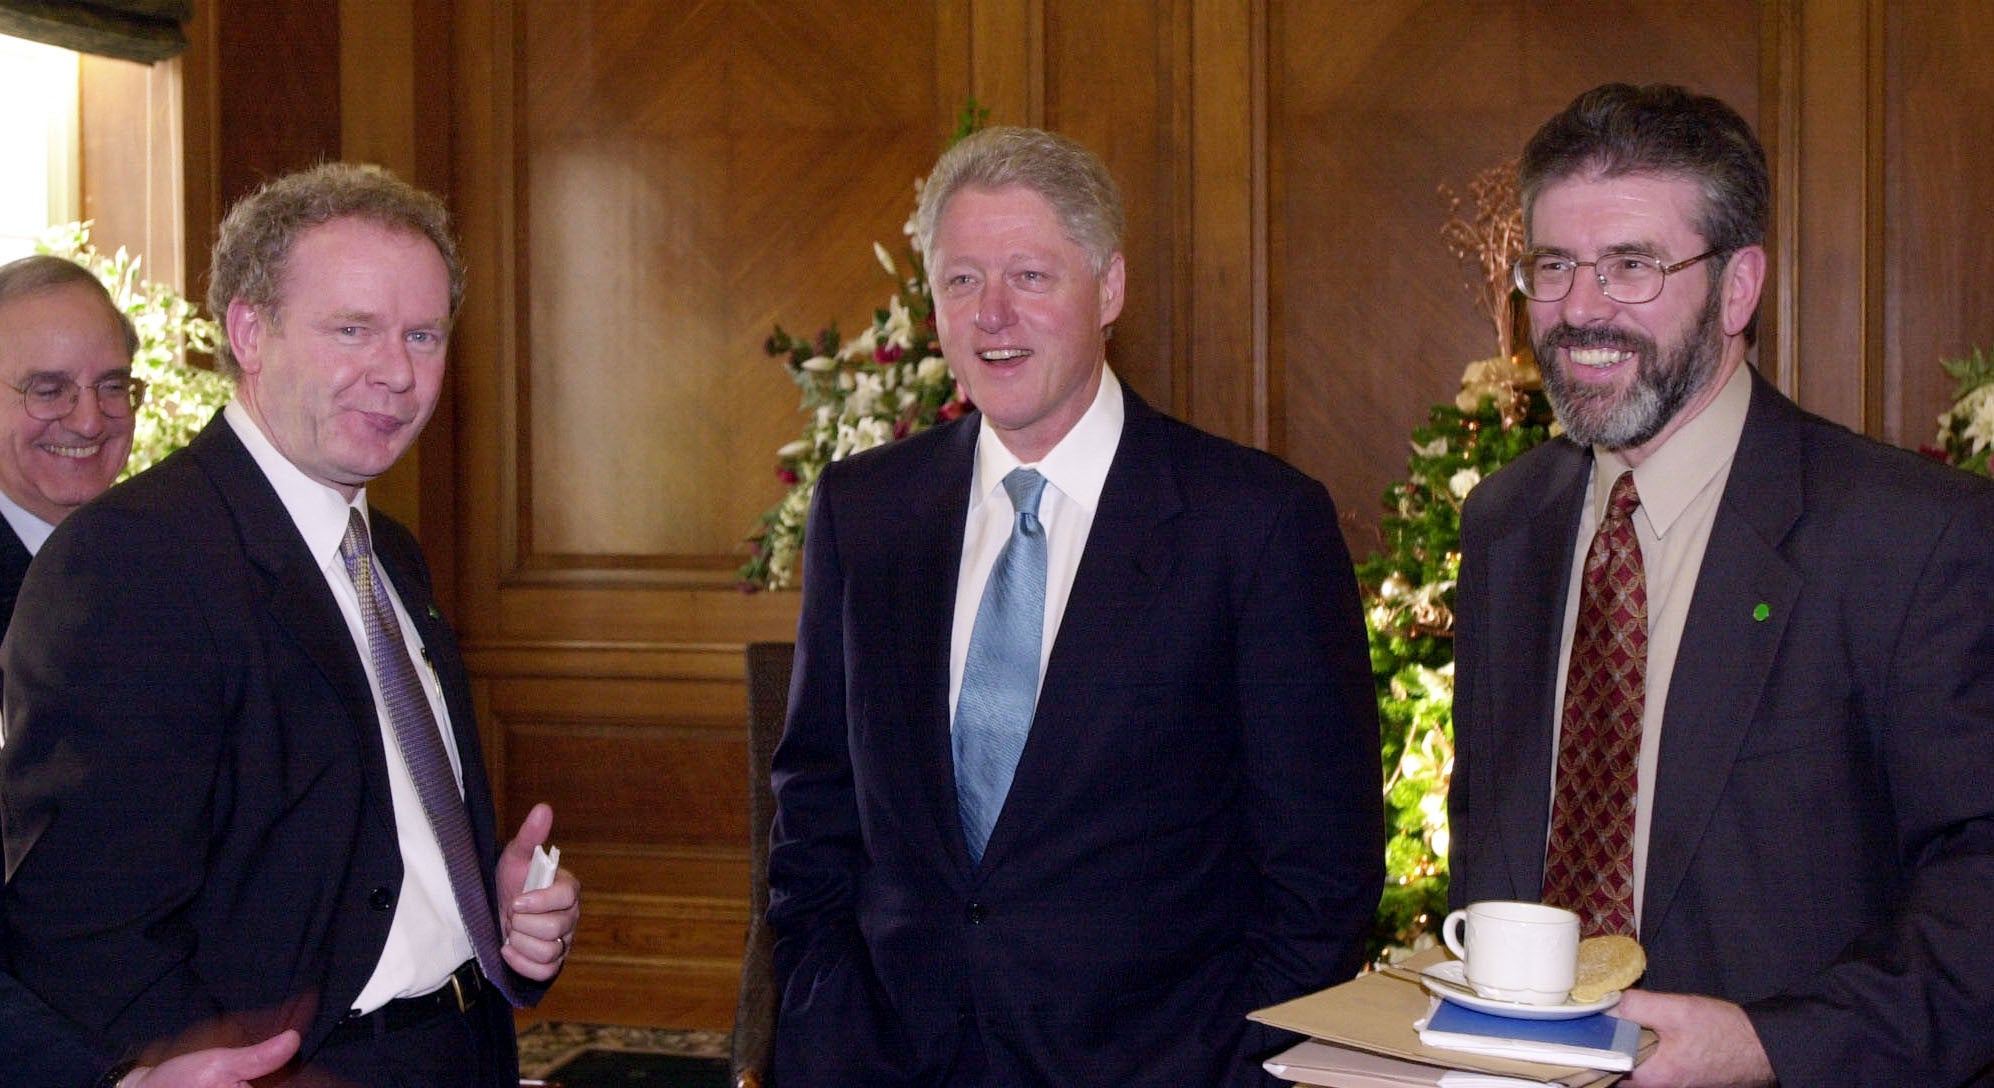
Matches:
[1538,283,1724,450]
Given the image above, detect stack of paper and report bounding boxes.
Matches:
[1264,1039,1561,1087]
[1249,951,1655,1087]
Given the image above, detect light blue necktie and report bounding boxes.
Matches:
[953,467,1048,864]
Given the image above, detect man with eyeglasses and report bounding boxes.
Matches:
[0,255,304,1086]
[0,256,142,621]
[1448,83,1994,1087]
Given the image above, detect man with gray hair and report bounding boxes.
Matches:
[769,126,1381,1086]
[1,163,580,1087]
[0,254,304,1088]
[0,255,140,620]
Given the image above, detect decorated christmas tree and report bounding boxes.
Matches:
[1360,163,1557,959]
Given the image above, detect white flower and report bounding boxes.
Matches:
[801,354,837,372]
[836,334,873,362]
[880,294,915,350]
[1448,468,1482,499]
[916,355,950,384]
[845,372,885,417]
[1412,436,1449,458]
[874,241,897,277]
[1957,384,1994,453]
[777,439,812,459]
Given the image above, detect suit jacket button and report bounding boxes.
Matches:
[369,886,394,912]
[966,902,986,925]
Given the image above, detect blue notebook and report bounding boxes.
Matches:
[1419,999,1643,1072]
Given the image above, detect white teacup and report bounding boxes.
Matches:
[1441,900,1579,1005]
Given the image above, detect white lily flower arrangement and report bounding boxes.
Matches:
[738,217,967,591]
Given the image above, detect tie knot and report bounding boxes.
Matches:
[1604,471,1641,524]
[341,507,373,563]
[1002,467,1047,520]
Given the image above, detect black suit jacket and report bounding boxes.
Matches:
[768,388,1383,1087]
[0,516,28,630]
[0,415,533,1083]
[1450,370,1994,1086]
[0,515,117,1088]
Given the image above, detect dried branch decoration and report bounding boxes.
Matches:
[1438,160,1525,360]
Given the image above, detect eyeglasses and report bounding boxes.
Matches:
[1512,249,1722,304]
[7,374,148,422]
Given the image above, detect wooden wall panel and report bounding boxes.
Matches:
[479,660,752,1029]
[1269,1,1758,546]
[516,1,943,568]
[1883,1,1994,450]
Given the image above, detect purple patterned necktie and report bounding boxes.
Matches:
[1542,472,1645,937]
[341,509,521,1005]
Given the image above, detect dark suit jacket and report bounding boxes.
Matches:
[0,415,534,1084]
[0,515,117,1088]
[768,389,1383,1087]
[1450,369,1994,1086]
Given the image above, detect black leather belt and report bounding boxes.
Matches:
[325,960,483,1045]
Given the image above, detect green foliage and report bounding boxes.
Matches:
[1359,360,1555,960]
[35,222,232,479]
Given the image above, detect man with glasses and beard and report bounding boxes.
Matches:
[1447,83,1994,1087]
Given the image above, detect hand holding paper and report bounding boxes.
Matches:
[497,802,581,982]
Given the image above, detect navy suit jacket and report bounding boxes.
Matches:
[0,415,533,1083]
[1450,370,1994,1086]
[0,516,118,1088]
[768,388,1382,1087]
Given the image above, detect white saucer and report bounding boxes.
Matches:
[1422,960,1620,1020]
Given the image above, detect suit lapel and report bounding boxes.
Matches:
[0,517,32,632]
[978,393,1179,870]
[188,420,399,839]
[1482,442,1591,899]
[886,418,979,871]
[1641,373,1803,936]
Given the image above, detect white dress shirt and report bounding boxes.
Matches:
[224,401,474,1011]
[948,366,1125,722]
[0,488,55,556]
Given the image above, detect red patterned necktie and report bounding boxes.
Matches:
[1542,471,1645,937]
[341,509,522,1005]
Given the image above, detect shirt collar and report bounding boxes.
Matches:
[972,364,1125,514]
[1593,362,1752,537]
[224,400,370,567]
[0,488,54,555]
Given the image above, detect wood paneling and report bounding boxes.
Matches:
[1883,1,1994,450]
[514,1,944,568]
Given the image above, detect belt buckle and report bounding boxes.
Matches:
[446,968,471,1013]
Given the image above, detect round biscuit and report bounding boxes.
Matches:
[1572,934,1646,1002]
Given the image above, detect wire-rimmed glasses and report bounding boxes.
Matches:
[1512,249,1721,304]
[7,374,148,421]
